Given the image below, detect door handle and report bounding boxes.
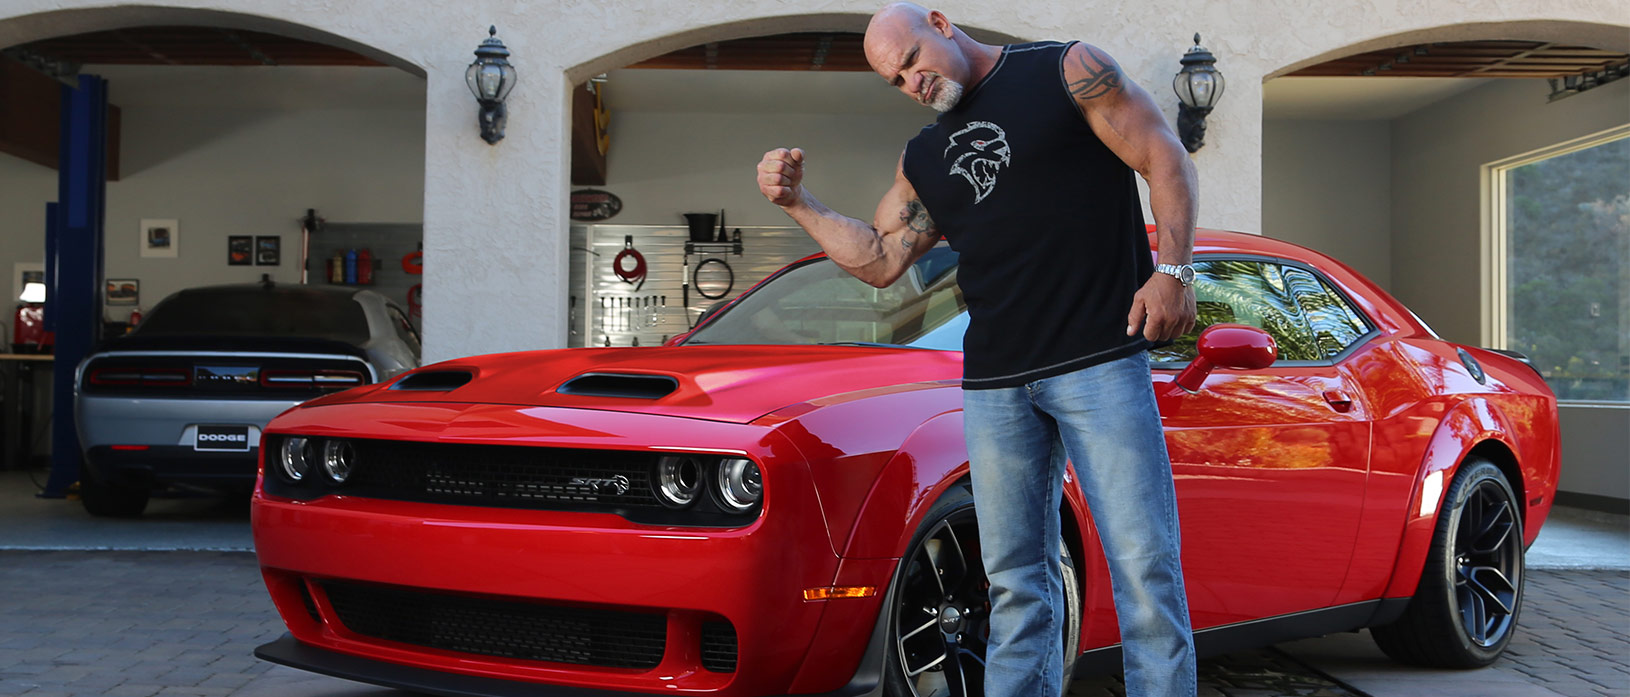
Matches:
[1322,390,1354,413]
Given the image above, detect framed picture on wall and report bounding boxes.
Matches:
[255,236,281,266]
[105,279,139,305]
[140,218,179,258]
[228,236,253,265]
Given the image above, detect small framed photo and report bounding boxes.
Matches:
[105,278,139,305]
[228,236,253,266]
[255,236,281,266]
[140,219,179,258]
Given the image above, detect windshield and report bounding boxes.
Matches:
[683,245,967,350]
[137,287,371,344]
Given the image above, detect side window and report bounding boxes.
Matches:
[1281,266,1372,358]
[387,306,422,355]
[1149,259,1323,364]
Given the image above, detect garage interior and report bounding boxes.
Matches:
[0,27,1624,516]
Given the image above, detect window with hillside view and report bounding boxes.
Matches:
[1499,132,1629,403]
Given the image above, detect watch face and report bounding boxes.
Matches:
[1179,265,1196,285]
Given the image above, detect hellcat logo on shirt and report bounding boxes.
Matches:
[944,121,1011,204]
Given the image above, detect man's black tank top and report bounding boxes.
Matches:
[902,41,1154,390]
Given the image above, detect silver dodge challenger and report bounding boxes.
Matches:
[74,282,420,516]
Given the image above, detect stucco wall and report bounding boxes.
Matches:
[1262,119,1392,288]
[1,0,1624,361]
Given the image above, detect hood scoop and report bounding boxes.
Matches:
[556,373,679,400]
[391,369,475,392]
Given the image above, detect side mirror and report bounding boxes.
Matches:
[1170,324,1277,393]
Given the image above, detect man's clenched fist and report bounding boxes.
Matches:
[757,148,806,208]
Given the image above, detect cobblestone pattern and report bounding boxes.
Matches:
[0,551,1623,697]
[1498,570,1630,697]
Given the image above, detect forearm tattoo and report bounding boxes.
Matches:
[1067,45,1123,100]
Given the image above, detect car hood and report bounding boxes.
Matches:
[310,345,964,424]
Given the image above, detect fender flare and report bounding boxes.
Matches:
[1382,397,1519,599]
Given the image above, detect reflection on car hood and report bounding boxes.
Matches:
[310,345,964,424]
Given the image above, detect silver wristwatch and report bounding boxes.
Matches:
[1155,263,1195,287]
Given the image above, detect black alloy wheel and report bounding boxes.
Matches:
[884,486,1081,697]
[1372,458,1524,668]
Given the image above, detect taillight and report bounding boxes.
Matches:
[260,370,367,389]
[88,367,192,387]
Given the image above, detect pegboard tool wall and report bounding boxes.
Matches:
[569,225,820,348]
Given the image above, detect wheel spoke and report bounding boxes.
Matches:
[917,538,948,598]
[904,645,948,677]
[1459,585,1489,644]
[902,617,939,643]
[1468,566,1517,616]
[934,525,970,595]
[1471,499,1514,555]
[940,633,967,697]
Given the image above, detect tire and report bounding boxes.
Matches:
[1372,458,1524,668]
[80,468,150,518]
[883,485,1082,697]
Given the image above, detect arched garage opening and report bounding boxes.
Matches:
[1259,21,1629,511]
[0,6,426,502]
[556,16,1022,346]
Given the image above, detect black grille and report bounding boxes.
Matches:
[348,440,660,508]
[264,438,759,526]
[700,621,738,673]
[321,581,666,670]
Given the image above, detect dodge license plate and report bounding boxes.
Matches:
[196,425,252,451]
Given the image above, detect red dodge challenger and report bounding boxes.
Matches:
[252,230,1558,697]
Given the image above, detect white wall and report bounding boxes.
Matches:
[1262,119,1391,287]
[602,112,932,229]
[0,66,426,323]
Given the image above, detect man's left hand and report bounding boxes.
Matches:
[1126,273,1196,342]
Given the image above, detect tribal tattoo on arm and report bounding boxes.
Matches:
[1067,44,1123,101]
[898,199,935,250]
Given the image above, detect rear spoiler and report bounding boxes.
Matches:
[95,334,369,360]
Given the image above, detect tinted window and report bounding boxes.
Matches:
[1149,260,1323,364]
[684,246,966,349]
[387,306,422,355]
[1282,266,1371,358]
[137,287,369,344]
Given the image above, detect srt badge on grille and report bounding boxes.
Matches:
[570,475,631,496]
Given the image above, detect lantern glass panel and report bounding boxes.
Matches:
[1173,73,1195,107]
[465,63,482,100]
[495,64,517,101]
[476,64,506,100]
[1189,73,1216,108]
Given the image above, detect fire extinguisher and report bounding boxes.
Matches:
[127,308,142,334]
[357,248,374,285]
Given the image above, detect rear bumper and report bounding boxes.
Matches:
[77,394,299,448]
[83,445,258,491]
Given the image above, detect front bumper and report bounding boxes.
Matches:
[252,403,897,696]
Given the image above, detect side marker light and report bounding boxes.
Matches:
[803,586,879,601]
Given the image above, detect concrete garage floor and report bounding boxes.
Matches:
[0,470,1625,697]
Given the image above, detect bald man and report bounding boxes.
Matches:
[758,4,1198,696]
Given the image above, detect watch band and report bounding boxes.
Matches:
[1155,263,1194,287]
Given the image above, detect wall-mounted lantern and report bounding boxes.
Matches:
[466,26,517,145]
[1173,34,1225,153]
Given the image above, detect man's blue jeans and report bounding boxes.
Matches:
[962,351,1196,697]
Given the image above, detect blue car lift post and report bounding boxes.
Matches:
[38,75,108,499]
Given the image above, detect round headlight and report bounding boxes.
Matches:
[654,456,704,508]
[278,437,314,482]
[322,440,356,484]
[715,458,762,513]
